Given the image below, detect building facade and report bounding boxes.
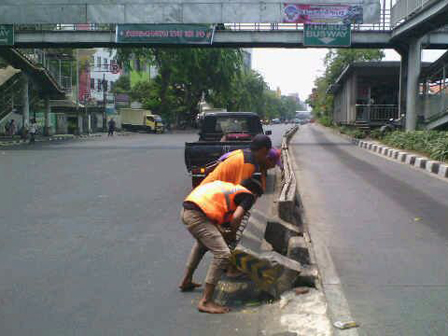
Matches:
[329,62,402,127]
[88,48,121,104]
[420,51,448,130]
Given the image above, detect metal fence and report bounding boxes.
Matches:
[391,0,432,27]
[356,104,399,121]
[224,9,392,31]
[15,9,393,33]
[18,49,73,93]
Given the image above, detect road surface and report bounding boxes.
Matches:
[292,124,448,335]
[0,125,289,336]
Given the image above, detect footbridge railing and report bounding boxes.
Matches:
[391,0,433,27]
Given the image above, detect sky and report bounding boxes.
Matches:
[252,48,446,104]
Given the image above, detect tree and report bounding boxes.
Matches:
[116,48,242,124]
[111,75,131,94]
[324,49,384,84]
[224,70,267,114]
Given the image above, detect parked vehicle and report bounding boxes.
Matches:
[185,112,271,187]
[380,114,405,135]
[120,108,164,133]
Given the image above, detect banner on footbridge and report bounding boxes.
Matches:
[283,4,364,24]
[116,24,214,44]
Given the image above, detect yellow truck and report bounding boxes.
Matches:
[120,108,165,133]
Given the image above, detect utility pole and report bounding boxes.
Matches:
[76,49,81,134]
[102,74,107,132]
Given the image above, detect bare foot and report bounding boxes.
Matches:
[179,281,202,292]
[198,300,231,314]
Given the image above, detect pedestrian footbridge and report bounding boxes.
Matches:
[1,0,448,130]
[0,48,65,134]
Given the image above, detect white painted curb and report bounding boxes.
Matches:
[353,138,448,180]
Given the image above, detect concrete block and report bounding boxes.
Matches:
[293,265,318,288]
[232,248,302,298]
[266,218,301,256]
[232,209,303,297]
[415,157,427,169]
[373,145,378,152]
[398,152,407,162]
[439,165,448,178]
[426,161,440,174]
[287,236,310,265]
[406,154,416,165]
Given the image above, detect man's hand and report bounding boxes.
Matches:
[222,229,237,244]
[230,206,245,232]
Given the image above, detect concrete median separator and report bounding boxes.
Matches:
[219,125,319,304]
[212,126,332,335]
[354,138,448,181]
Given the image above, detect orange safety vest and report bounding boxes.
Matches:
[201,149,259,187]
[185,181,252,225]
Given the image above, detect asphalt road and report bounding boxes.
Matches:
[292,124,448,335]
[0,124,289,336]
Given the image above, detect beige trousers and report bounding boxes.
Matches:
[181,208,231,285]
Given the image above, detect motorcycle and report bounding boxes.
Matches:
[380,114,405,135]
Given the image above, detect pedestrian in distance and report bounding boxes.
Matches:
[9,119,16,137]
[29,119,38,144]
[4,121,10,136]
[108,118,116,136]
[180,178,264,314]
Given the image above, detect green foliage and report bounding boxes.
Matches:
[307,49,385,119]
[382,131,448,162]
[116,48,306,124]
[369,129,383,140]
[111,75,131,95]
[323,49,385,84]
[318,115,333,127]
[117,48,242,123]
[339,125,367,139]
